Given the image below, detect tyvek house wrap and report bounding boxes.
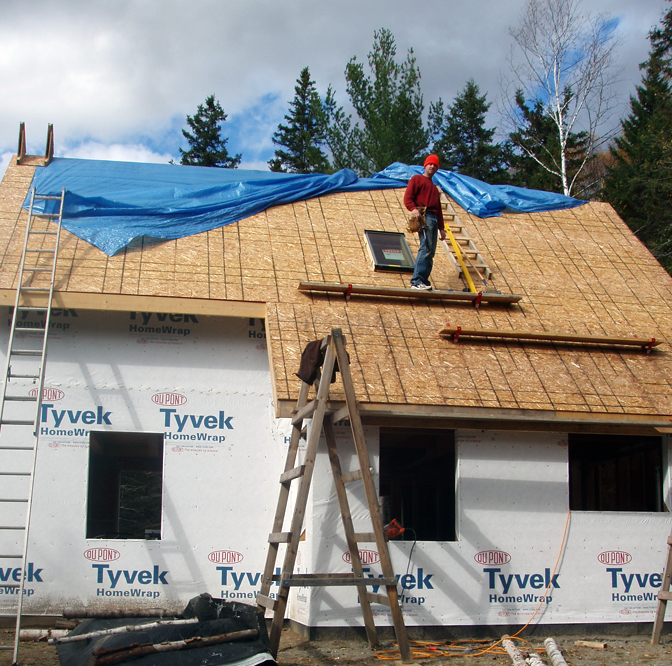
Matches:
[1,306,670,626]
[0,308,291,616]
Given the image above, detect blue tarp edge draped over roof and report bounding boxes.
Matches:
[23,157,585,257]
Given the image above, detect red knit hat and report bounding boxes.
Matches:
[424,154,440,168]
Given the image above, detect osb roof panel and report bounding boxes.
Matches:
[2,157,672,418]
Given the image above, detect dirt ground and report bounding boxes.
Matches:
[1,627,671,666]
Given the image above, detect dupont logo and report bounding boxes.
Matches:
[342,550,380,565]
[152,392,187,406]
[84,548,120,562]
[474,550,511,565]
[208,550,243,564]
[29,388,64,401]
[598,551,632,565]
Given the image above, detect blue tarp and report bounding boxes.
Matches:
[24,157,585,256]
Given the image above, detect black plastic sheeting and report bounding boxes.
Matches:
[57,595,275,666]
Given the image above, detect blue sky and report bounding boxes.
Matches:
[0,0,668,179]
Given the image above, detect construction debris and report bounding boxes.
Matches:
[55,594,274,666]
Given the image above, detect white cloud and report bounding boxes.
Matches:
[61,142,174,165]
[0,0,668,166]
[0,151,13,182]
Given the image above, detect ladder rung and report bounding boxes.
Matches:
[0,445,34,450]
[659,590,672,601]
[1,646,16,650]
[15,306,47,312]
[25,249,55,254]
[341,469,363,484]
[0,526,26,530]
[276,573,398,587]
[32,212,59,218]
[3,395,37,402]
[279,465,305,483]
[0,554,22,558]
[22,267,52,272]
[9,350,42,356]
[354,532,376,543]
[0,421,34,426]
[20,287,50,292]
[330,404,350,424]
[256,594,277,611]
[268,532,292,544]
[7,373,40,379]
[292,399,317,426]
[28,230,57,235]
[366,592,391,606]
[0,498,28,502]
[35,194,62,201]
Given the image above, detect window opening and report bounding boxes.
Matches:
[569,434,664,512]
[87,431,164,539]
[379,428,456,540]
[364,230,415,272]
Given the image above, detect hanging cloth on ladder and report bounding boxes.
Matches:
[295,339,348,385]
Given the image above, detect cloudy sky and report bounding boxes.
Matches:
[0,0,668,179]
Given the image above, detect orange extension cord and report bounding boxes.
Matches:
[374,510,572,661]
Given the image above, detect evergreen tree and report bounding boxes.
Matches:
[429,79,508,183]
[269,67,330,173]
[602,6,672,271]
[179,95,241,168]
[323,29,429,175]
[507,90,589,194]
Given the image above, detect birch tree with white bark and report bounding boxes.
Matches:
[504,0,620,196]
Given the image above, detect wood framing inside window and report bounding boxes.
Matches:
[379,428,456,541]
[86,431,164,539]
[569,434,665,512]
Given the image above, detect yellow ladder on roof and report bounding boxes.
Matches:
[439,193,493,292]
[256,329,411,663]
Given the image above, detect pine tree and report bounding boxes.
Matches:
[323,29,429,176]
[602,6,672,271]
[429,79,508,183]
[269,67,330,174]
[507,90,589,194]
[179,95,241,168]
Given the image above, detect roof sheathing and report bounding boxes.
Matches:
[1,156,672,428]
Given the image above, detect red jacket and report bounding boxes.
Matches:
[403,174,444,230]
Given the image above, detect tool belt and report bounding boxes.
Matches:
[406,205,426,233]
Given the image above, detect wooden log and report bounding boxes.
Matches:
[501,636,526,666]
[545,638,569,666]
[93,628,258,665]
[49,619,199,644]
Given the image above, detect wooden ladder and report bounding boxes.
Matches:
[256,328,411,663]
[651,524,672,644]
[439,193,493,287]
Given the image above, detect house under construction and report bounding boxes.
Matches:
[0,134,671,639]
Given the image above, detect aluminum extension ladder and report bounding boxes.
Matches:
[256,328,411,663]
[0,188,64,665]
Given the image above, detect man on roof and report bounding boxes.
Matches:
[404,154,447,291]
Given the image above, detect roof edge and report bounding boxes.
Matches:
[276,399,672,435]
[0,289,267,319]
